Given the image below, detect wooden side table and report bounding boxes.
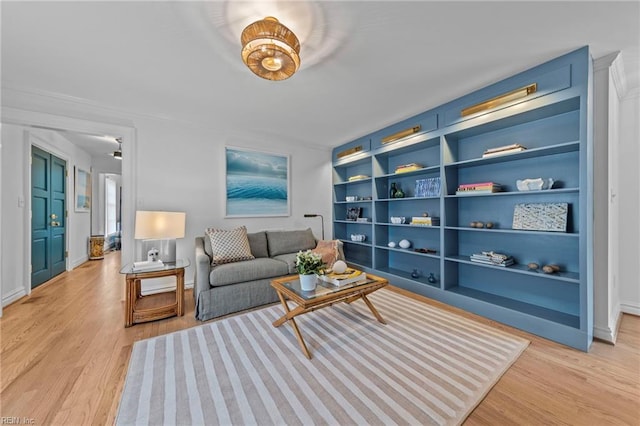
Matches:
[119,259,190,327]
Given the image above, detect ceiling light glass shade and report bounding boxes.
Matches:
[241,17,301,81]
[113,150,122,159]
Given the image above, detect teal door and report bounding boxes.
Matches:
[31,146,67,288]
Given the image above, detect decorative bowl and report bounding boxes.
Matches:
[345,196,358,202]
[350,234,366,242]
[516,178,554,191]
[399,239,411,249]
[390,216,406,224]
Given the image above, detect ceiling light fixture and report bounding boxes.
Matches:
[113,138,122,160]
[241,16,301,81]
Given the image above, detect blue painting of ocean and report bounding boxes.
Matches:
[226,174,288,216]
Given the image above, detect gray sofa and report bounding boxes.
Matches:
[194,228,321,321]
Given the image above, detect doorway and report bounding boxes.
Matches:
[31,145,67,288]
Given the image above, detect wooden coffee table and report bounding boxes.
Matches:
[270,273,388,359]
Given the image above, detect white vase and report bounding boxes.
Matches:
[299,273,317,291]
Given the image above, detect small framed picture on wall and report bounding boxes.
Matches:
[75,167,91,212]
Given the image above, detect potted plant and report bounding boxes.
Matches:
[295,250,325,291]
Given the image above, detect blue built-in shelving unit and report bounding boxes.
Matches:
[331,47,593,351]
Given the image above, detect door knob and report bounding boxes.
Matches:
[51,221,60,227]
[50,213,58,219]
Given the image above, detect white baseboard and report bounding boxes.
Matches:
[593,325,616,343]
[2,287,27,307]
[593,304,623,344]
[620,300,640,316]
[70,255,88,270]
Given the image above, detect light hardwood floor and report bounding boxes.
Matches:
[1,252,638,425]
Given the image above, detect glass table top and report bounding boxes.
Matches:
[281,276,378,300]
[120,259,190,274]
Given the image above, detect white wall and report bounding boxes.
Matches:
[618,91,640,314]
[0,127,3,317]
[130,117,333,287]
[1,124,92,306]
[1,125,28,305]
[1,89,333,300]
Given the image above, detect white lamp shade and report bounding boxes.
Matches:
[134,211,186,239]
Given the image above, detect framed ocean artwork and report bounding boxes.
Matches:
[75,166,91,212]
[225,147,290,217]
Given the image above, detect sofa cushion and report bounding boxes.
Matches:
[266,228,316,257]
[271,253,298,274]
[247,231,269,258]
[312,240,340,268]
[206,226,255,265]
[209,258,289,287]
[205,230,268,259]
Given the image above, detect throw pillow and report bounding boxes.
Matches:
[312,240,340,268]
[266,228,316,256]
[205,226,255,265]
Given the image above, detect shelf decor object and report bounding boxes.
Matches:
[516,178,554,191]
[482,143,527,158]
[415,177,441,197]
[346,207,361,221]
[512,202,568,232]
[241,16,300,81]
[461,83,537,117]
[331,47,592,351]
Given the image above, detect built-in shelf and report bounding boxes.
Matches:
[446,286,580,328]
[445,188,579,198]
[375,245,439,259]
[446,255,580,283]
[332,47,591,350]
[375,266,440,289]
[445,141,580,169]
[444,226,579,237]
[375,165,440,179]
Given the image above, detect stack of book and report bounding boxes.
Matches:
[132,260,164,272]
[482,144,526,158]
[456,182,501,195]
[395,163,423,174]
[470,251,514,267]
[348,174,370,182]
[410,216,440,226]
[319,269,364,286]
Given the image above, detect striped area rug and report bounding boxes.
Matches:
[117,289,529,425]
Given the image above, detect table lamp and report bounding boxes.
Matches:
[134,211,186,263]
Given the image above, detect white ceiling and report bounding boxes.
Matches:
[2,1,639,151]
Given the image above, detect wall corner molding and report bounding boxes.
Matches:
[593,51,628,99]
